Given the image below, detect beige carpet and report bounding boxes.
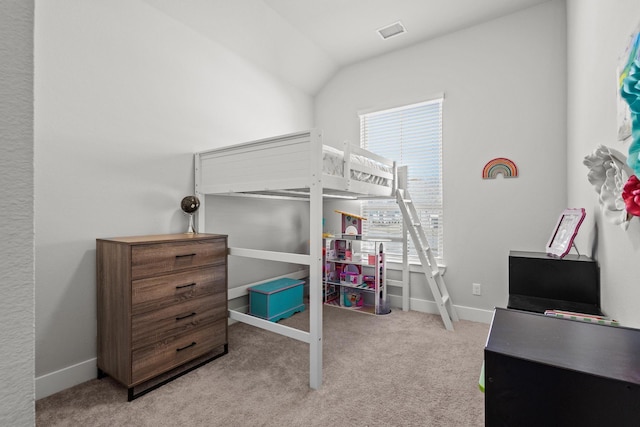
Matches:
[36,306,489,426]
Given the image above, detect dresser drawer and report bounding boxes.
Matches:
[131,239,226,279]
[131,319,227,385]
[131,264,226,315]
[131,293,227,349]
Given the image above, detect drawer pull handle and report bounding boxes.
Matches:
[176,312,196,321]
[175,253,196,258]
[176,342,196,352]
[176,282,196,290]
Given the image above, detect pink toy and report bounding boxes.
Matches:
[334,209,366,238]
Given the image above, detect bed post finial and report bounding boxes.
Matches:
[397,165,408,191]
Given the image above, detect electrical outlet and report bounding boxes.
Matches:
[472,283,482,296]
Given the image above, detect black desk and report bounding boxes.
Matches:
[508,250,601,315]
[485,308,640,426]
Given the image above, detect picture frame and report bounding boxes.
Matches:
[546,208,586,258]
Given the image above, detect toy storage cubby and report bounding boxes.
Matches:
[323,211,389,315]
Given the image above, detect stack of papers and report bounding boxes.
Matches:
[544,309,619,326]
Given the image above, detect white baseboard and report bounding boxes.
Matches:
[234,296,493,325]
[406,296,494,324]
[35,358,97,400]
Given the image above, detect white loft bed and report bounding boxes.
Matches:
[193,129,405,390]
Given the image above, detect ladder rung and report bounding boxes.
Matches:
[431,269,441,278]
[412,223,421,227]
[441,295,450,304]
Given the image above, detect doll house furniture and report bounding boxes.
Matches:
[323,210,390,315]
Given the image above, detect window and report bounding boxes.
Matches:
[360,97,444,262]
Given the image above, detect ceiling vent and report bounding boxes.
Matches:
[377,21,407,40]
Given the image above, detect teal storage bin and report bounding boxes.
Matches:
[248,278,305,322]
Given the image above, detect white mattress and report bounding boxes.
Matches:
[323,145,392,186]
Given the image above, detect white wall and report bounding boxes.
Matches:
[567,0,640,328]
[205,195,311,291]
[34,0,313,398]
[0,1,35,424]
[316,0,567,316]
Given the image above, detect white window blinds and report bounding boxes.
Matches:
[360,97,444,262]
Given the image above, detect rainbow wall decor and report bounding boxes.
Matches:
[482,157,518,179]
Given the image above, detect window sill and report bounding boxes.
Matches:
[386,259,447,275]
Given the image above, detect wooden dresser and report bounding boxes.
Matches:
[96,233,228,400]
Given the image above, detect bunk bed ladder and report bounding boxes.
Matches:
[397,189,458,331]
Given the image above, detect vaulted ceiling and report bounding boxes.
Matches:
[143,0,552,94]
